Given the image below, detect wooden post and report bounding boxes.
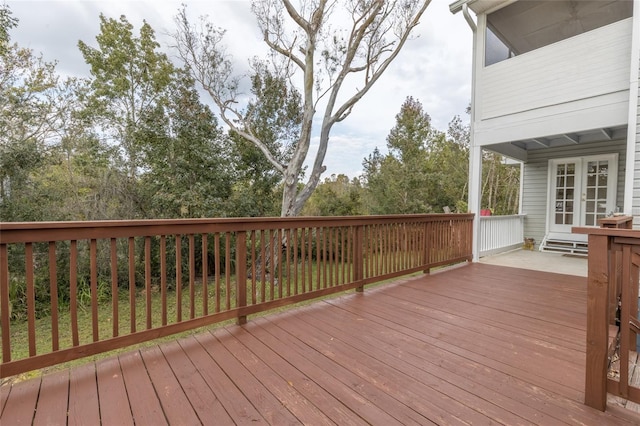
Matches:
[584,233,610,411]
[354,225,364,292]
[236,232,247,325]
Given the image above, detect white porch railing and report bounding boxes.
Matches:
[479,214,525,257]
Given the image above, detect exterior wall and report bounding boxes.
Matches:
[521,140,626,246]
[633,60,640,224]
[475,17,632,146]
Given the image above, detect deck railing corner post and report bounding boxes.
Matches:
[584,232,611,412]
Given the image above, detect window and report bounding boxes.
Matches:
[485,0,633,66]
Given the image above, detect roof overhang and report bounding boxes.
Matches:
[449,0,511,15]
[482,125,628,163]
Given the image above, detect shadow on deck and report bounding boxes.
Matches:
[2,263,640,425]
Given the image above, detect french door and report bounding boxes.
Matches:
[548,154,618,234]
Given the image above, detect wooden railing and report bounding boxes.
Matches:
[574,221,640,411]
[0,214,473,378]
[479,214,525,256]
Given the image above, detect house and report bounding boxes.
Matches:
[450,0,639,259]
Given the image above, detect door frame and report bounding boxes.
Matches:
[545,153,618,237]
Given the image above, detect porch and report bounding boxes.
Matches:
[3,261,640,425]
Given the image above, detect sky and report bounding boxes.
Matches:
[6,0,473,178]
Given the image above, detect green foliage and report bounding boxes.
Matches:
[363,97,439,214]
[363,98,518,215]
[138,70,234,218]
[78,14,175,180]
[303,174,365,216]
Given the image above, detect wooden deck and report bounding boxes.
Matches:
[2,263,640,425]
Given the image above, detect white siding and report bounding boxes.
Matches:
[521,140,626,245]
[475,18,632,146]
[633,60,640,225]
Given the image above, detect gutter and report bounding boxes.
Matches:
[450,0,478,14]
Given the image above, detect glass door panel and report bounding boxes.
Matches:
[583,160,609,226]
[551,160,579,232]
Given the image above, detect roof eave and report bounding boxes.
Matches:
[449,0,476,14]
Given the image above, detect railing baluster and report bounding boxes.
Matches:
[70,240,79,347]
[236,231,247,325]
[49,242,59,351]
[250,231,256,305]
[202,233,208,316]
[110,238,119,337]
[145,236,152,330]
[160,236,167,326]
[128,237,136,333]
[214,233,221,312]
[620,244,632,399]
[175,235,182,323]
[25,243,36,356]
[225,233,231,310]
[189,234,195,320]
[0,243,10,362]
[90,239,99,342]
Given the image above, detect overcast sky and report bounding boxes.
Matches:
[6,0,473,178]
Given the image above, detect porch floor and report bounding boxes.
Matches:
[480,248,588,277]
[2,263,639,425]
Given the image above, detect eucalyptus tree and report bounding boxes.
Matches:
[174,0,432,217]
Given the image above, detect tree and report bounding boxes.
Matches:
[78,14,175,180]
[302,174,364,216]
[363,96,435,214]
[173,0,432,217]
[138,70,234,218]
[226,62,302,217]
[0,5,77,221]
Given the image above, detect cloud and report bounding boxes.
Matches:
[6,0,473,179]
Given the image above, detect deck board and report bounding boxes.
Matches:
[33,370,68,426]
[3,263,640,425]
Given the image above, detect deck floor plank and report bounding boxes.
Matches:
[250,317,427,425]
[33,369,68,426]
[212,327,337,426]
[300,301,560,425]
[279,304,536,426]
[0,375,40,425]
[226,324,368,426]
[95,356,134,426]
[140,345,202,426]
[267,314,480,424]
[4,263,640,425]
[195,330,304,425]
[160,340,235,425]
[119,350,168,425]
[67,362,100,426]
[178,335,267,424]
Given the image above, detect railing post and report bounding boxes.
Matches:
[354,225,364,292]
[584,233,611,411]
[236,232,248,325]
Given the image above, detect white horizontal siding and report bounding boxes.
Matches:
[479,18,632,121]
[520,140,626,245]
[634,61,640,226]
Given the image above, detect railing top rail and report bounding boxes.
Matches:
[478,214,526,220]
[0,213,474,244]
[572,226,640,239]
